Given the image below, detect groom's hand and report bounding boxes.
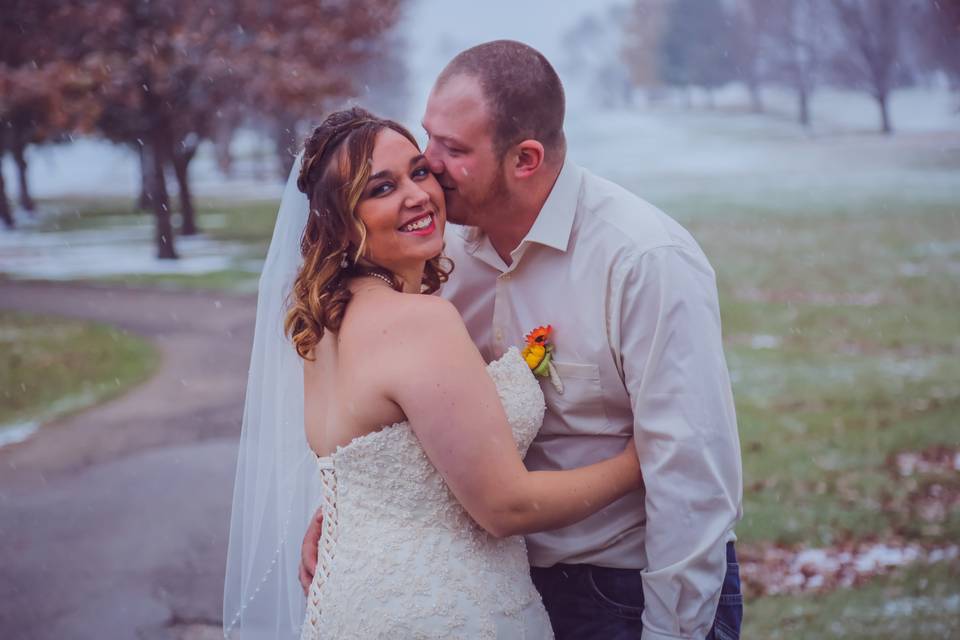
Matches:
[299,507,323,595]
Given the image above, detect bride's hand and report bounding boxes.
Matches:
[299,507,323,595]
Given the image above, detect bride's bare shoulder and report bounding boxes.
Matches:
[392,294,465,342]
[342,292,488,402]
[346,292,468,348]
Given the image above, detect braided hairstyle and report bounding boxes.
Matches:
[284,107,453,360]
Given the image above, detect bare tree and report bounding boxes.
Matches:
[78,0,198,257]
[72,0,409,255]
[0,135,11,228]
[916,0,960,92]
[0,1,101,228]
[0,2,47,221]
[562,7,635,108]
[621,0,672,104]
[830,0,908,134]
[348,29,412,122]
[730,0,769,113]
[759,0,831,128]
[227,0,406,178]
[659,0,735,108]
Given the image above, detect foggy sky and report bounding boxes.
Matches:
[399,0,626,119]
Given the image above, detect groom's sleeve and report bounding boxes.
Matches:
[613,245,743,640]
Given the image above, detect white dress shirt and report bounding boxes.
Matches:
[440,160,743,640]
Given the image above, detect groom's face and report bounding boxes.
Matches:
[422,74,508,227]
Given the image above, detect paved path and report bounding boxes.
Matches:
[0,281,256,639]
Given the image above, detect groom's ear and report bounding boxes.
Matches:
[511,140,545,179]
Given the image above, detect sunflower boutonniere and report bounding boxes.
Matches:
[521,325,563,394]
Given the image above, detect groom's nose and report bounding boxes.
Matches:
[424,140,445,175]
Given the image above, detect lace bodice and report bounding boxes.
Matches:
[302,347,551,639]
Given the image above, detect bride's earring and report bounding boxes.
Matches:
[340,254,349,269]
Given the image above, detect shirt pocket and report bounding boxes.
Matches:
[541,361,610,436]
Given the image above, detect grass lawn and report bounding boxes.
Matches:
[0,310,159,434]
[673,194,959,634]
[745,559,960,639]
[681,204,960,547]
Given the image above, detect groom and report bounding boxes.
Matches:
[302,41,743,640]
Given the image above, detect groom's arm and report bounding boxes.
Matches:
[613,245,742,640]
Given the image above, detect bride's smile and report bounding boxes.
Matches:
[398,211,435,234]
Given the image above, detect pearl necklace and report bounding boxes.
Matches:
[365,271,397,290]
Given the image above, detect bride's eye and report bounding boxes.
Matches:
[369,182,393,197]
[411,165,430,180]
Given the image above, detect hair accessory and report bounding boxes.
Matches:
[301,117,379,191]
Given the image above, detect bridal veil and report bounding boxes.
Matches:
[223,154,320,638]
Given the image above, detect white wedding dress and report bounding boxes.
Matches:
[300,347,553,639]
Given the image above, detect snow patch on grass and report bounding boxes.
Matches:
[882,593,960,618]
[742,542,960,596]
[0,420,39,447]
[0,389,99,448]
[0,224,254,279]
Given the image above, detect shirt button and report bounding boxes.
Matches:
[494,328,503,342]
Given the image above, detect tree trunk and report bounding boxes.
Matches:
[0,182,12,229]
[0,163,13,230]
[877,91,892,134]
[0,135,12,228]
[213,117,234,178]
[798,86,811,128]
[138,144,151,211]
[170,142,198,236]
[146,133,178,259]
[274,117,297,180]
[11,129,35,213]
[645,87,666,106]
[748,81,764,113]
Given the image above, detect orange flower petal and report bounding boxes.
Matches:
[524,325,553,346]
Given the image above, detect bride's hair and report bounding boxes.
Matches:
[285,107,453,360]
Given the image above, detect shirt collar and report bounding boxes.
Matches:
[458,160,582,263]
[521,159,582,253]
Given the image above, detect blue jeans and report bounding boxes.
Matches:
[530,542,743,640]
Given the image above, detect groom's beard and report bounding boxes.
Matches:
[444,170,509,227]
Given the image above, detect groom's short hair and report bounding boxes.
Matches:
[437,40,566,160]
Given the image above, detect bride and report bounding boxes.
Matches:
[223,108,641,639]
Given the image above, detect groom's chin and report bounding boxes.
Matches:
[443,201,470,226]
[445,212,472,226]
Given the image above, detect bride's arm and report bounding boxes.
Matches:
[384,297,641,538]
